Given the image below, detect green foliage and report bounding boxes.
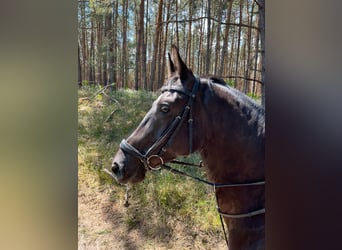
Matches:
[247,92,261,101]
[81,80,90,86]
[224,79,235,87]
[78,87,222,236]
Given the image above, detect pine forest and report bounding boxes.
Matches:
[78,0,265,104]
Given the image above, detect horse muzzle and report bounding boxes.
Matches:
[111,161,124,181]
[111,152,146,184]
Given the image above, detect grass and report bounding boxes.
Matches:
[78,86,222,237]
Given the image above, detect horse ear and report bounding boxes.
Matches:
[167,52,176,77]
[171,45,194,80]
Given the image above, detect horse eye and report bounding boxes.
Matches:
[160,105,169,113]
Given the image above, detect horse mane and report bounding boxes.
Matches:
[166,74,264,120]
[202,76,265,136]
[204,76,263,110]
[199,75,226,86]
[207,76,227,86]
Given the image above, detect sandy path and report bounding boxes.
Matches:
[78,168,227,250]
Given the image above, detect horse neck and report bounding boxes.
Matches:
[198,82,265,183]
[197,82,265,249]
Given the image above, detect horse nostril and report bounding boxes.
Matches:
[111,162,120,174]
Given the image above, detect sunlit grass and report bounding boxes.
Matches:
[78,86,222,235]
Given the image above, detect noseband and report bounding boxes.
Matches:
[119,77,201,170]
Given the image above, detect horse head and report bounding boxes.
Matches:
[111,46,202,184]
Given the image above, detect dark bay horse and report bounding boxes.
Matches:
[111,46,265,250]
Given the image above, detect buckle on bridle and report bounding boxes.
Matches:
[146,155,164,170]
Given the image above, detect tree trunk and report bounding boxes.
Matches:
[149,0,163,91]
[198,4,205,74]
[157,30,163,87]
[258,0,265,107]
[89,19,95,84]
[205,0,211,74]
[104,13,111,86]
[104,7,114,88]
[228,25,236,78]
[234,0,243,88]
[175,0,179,48]
[243,1,255,94]
[81,0,87,82]
[214,0,223,75]
[219,0,233,76]
[112,0,118,89]
[78,42,82,87]
[135,0,145,90]
[97,21,102,85]
[122,0,129,88]
[186,0,193,68]
[252,27,260,96]
[142,0,148,90]
[160,0,170,85]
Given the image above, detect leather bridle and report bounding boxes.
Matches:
[119,77,201,170]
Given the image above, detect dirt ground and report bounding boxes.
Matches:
[78,167,227,250]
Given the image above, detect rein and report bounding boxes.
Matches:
[164,161,265,188]
[160,161,265,218]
